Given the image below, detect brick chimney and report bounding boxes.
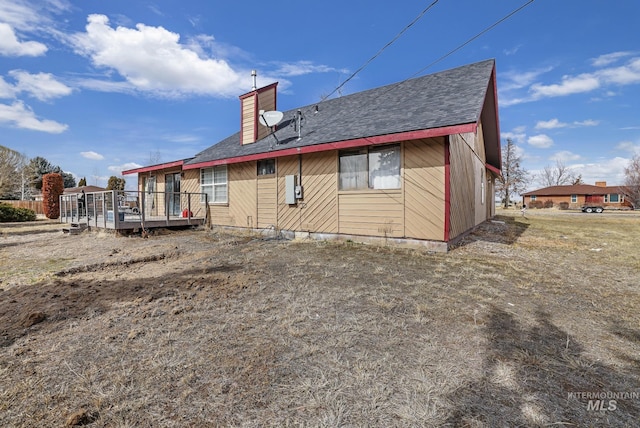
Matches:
[239,73,278,145]
[595,181,607,187]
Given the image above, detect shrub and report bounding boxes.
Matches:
[528,200,543,209]
[0,203,37,222]
[42,173,64,219]
[543,199,554,208]
[559,202,569,210]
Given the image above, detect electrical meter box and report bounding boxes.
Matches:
[285,175,303,204]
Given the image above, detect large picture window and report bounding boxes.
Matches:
[201,165,227,203]
[339,145,400,190]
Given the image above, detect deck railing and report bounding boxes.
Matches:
[60,190,208,230]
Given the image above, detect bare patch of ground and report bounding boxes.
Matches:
[1,211,639,426]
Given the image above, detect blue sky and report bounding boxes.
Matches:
[2,0,639,191]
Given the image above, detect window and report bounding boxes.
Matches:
[530,195,537,201]
[339,145,400,190]
[257,159,275,175]
[571,194,577,203]
[609,193,619,203]
[201,165,227,203]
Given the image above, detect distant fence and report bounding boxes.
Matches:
[0,200,44,215]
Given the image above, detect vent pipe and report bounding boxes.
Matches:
[251,70,257,90]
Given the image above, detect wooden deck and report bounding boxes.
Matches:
[60,190,207,231]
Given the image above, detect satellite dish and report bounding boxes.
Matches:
[259,110,284,127]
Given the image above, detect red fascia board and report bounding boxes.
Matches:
[122,160,185,175]
[485,163,502,177]
[183,124,476,170]
[238,82,279,100]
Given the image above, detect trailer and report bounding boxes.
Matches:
[581,205,604,213]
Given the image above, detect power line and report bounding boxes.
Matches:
[321,0,441,101]
[412,0,536,78]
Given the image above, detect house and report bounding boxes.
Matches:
[521,182,632,209]
[123,59,502,251]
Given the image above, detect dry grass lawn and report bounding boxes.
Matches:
[1,209,639,427]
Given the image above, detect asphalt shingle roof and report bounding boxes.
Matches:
[185,59,496,167]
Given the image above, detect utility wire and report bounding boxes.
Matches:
[412,0,535,78]
[321,0,441,101]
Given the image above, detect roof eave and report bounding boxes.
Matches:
[122,159,186,175]
[183,124,477,170]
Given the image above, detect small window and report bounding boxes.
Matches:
[609,194,619,203]
[200,165,227,204]
[339,144,401,190]
[257,159,276,176]
[571,194,577,203]
[530,195,537,201]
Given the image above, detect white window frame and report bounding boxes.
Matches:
[530,195,537,201]
[339,144,401,191]
[571,194,577,203]
[200,165,228,204]
[609,193,620,203]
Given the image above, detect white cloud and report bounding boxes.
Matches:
[0,100,68,133]
[9,70,72,101]
[616,141,640,154]
[0,22,47,56]
[535,118,567,130]
[528,134,554,148]
[110,162,142,173]
[0,76,16,99]
[531,73,600,98]
[501,130,526,145]
[273,61,348,77]
[591,51,633,67]
[571,157,629,186]
[574,119,599,127]
[81,151,104,160]
[535,118,599,130]
[549,151,582,162]
[69,14,251,98]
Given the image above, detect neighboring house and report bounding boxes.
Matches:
[123,59,502,251]
[522,182,632,209]
[63,185,106,194]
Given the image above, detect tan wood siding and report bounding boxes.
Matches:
[449,134,486,239]
[256,87,276,142]
[241,96,256,145]
[338,191,403,237]
[276,156,300,231]
[180,170,199,194]
[257,175,277,228]
[404,138,446,241]
[229,162,257,228]
[301,151,338,233]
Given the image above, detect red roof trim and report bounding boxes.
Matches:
[122,160,184,175]
[238,82,278,100]
[184,124,476,170]
[485,163,502,176]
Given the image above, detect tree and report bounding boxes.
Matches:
[78,177,87,186]
[27,156,57,191]
[25,156,75,191]
[496,139,528,208]
[61,171,76,188]
[571,174,584,185]
[0,145,27,199]
[622,154,640,209]
[536,160,577,187]
[106,176,126,191]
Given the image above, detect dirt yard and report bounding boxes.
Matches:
[1,210,639,427]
